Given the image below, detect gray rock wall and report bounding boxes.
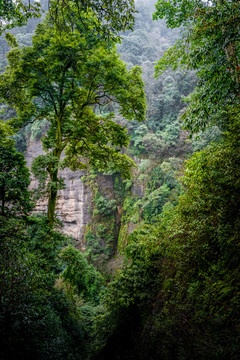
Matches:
[25,139,92,247]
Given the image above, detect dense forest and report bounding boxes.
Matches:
[0,0,240,359]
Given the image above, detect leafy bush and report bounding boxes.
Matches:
[59,245,104,304]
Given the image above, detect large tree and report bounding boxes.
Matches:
[0,10,146,226]
[153,0,240,132]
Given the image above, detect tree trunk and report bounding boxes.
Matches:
[47,114,63,227]
[47,166,59,227]
[224,42,240,86]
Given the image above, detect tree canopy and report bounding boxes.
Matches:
[0,0,41,34]
[153,0,240,132]
[0,9,146,225]
[0,0,136,36]
[48,0,137,38]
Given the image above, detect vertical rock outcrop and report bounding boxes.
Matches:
[25,139,92,246]
[56,168,92,243]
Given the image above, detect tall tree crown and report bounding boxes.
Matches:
[153,0,240,132]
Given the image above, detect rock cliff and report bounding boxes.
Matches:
[25,139,92,247]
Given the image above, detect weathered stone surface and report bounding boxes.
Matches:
[25,139,92,246]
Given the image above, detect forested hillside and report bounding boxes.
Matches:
[0,1,240,359]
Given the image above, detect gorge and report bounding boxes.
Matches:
[1,1,240,360]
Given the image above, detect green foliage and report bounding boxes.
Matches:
[153,0,240,133]
[30,118,48,141]
[145,117,240,359]
[0,0,136,37]
[86,190,118,263]
[85,230,110,261]
[49,0,136,39]
[0,135,96,359]
[0,140,93,359]
[0,215,85,360]
[117,0,196,159]
[12,127,27,153]
[83,172,131,266]
[3,2,240,360]
[191,126,222,152]
[92,224,166,359]
[141,184,170,223]
[27,214,71,272]
[129,69,195,157]
[119,157,183,231]
[94,194,117,218]
[0,0,41,34]
[31,152,65,202]
[93,107,240,359]
[59,245,104,304]
[0,140,32,216]
[153,0,194,27]
[0,8,146,225]
[0,158,84,360]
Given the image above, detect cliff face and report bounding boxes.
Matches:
[25,139,92,247]
[25,137,145,253]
